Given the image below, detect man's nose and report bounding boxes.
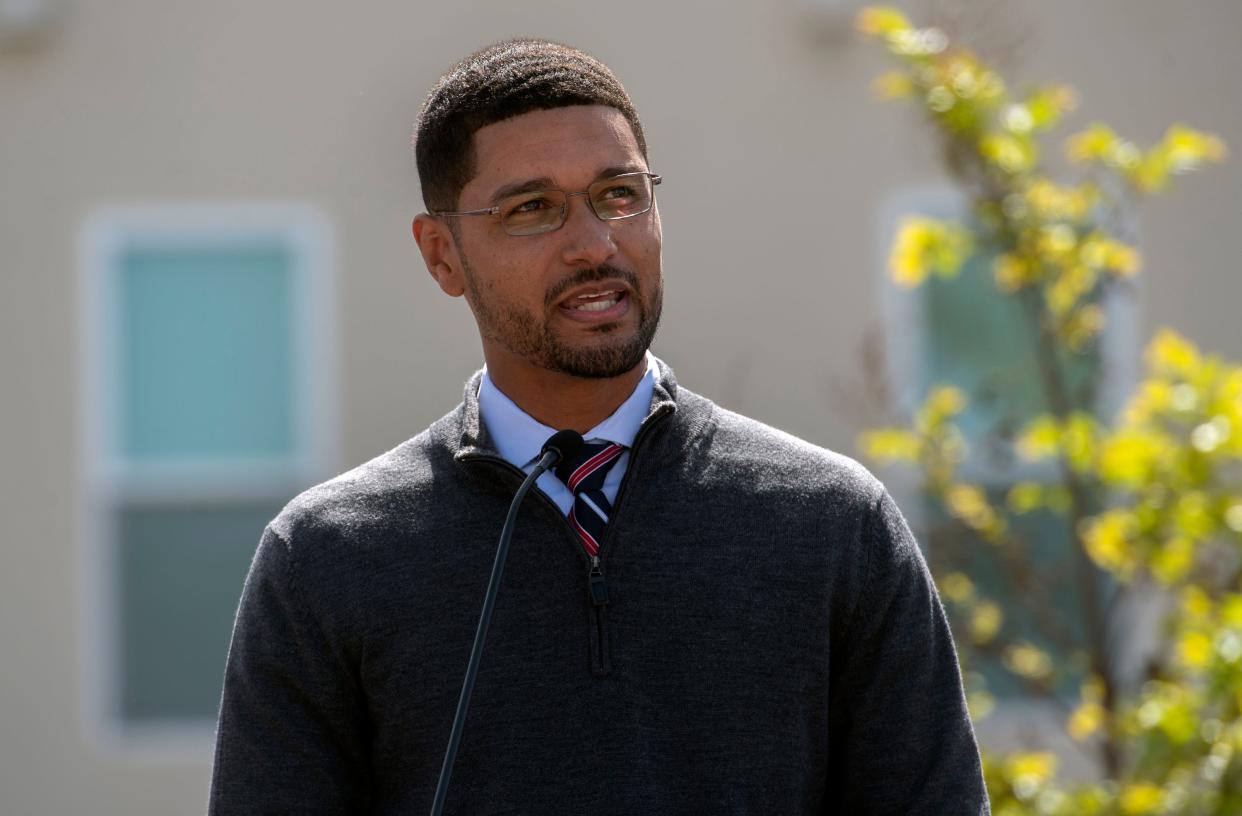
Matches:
[559,193,617,268]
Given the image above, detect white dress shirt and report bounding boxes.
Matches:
[476,353,657,516]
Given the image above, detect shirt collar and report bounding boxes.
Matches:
[478,352,657,469]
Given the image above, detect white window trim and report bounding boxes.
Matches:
[77,203,339,758]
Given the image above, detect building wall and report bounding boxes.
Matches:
[2,0,1240,812]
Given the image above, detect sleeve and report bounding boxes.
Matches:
[824,489,991,815]
[208,526,371,814]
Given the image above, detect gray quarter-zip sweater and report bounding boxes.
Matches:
[209,360,990,815]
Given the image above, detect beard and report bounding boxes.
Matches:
[462,259,663,380]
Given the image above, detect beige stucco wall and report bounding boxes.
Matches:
[2,0,1240,812]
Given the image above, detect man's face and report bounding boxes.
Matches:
[444,105,663,381]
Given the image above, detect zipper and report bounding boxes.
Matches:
[588,554,611,675]
[578,403,674,674]
[588,555,608,604]
[460,401,676,676]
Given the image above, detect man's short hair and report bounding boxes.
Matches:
[414,39,648,212]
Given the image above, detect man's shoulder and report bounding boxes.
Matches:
[266,415,454,548]
[687,391,886,512]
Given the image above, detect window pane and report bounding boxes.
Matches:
[919,252,1101,452]
[923,491,1088,698]
[916,249,1103,698]
[117,501,285,723]
[119,245,295,461]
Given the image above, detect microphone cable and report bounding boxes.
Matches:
[429,429,585,816]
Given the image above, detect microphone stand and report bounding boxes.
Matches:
[429,431,583,816]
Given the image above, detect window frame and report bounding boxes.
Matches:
[78,203,338,755]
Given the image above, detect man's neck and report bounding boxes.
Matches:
[482,354,648,435]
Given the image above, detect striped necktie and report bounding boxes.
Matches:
[552,440,625,557]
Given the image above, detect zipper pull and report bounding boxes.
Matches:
[588,555,609,606]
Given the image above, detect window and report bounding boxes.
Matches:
[80,204,337,747]
[877,187,1138,698]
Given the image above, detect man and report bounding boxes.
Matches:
[210,39,989,815]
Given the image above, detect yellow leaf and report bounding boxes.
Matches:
[947,59,985,100]
[1098,429,1167,488]
[945,483,1005,537]
[855,6,912,36]
[890,223,932,287]
[1119,782,1164,815]
[1004,642,1053,681]
[916,385,968,429]
[993,253,1034,292]
[1080,234,1141,277]
[1138,688,1197,744]
[1174,491,1214,539]
[889,217,973,288]
[1017,416,1060,461]
[971,601,1002,644]
[939,571,975,604]
[1120,379,1172,424]
[1067,701,1104,741]
[1108,243,1141,277]
[1004,751,1057,794]
[1061,304,1104,352]
[1046,265,1095,317]
[981,132,1036,175]
[1025,178,1094,222]
[859,428,922,463]
[1039,224,1079,260]
[1130,152,1171,193]
[1066,123,1120,163]
[1081,509,1137,577]
[1161,124,1228,171]
[1062,413,1098,472]
[1178,631,1212,669]
[1151,536,1194,584]
[947,483,987,517]
[1182,586,1213,622]
[1146,329,1200,377]
[1024,85,1078,131]
[1006,482,1045,514]
[1221,595,1242,626]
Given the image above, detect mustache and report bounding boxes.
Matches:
[544,265,640,307]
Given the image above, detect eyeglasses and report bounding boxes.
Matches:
[430,171,662,236]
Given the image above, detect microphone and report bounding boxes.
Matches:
[430,429,585,816]
[540,428,586,471]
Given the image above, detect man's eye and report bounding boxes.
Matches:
[507,195,554,215]
[598,184,637,201]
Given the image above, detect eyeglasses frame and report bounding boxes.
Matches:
[429,171,662,236]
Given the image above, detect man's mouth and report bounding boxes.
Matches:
[566,289,624,312]
[556,285,631,323]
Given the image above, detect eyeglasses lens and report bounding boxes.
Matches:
[588,174,653,221]
[498,173,654,236]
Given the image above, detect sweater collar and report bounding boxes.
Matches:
[452,354,690,464]
[477,353,657,470]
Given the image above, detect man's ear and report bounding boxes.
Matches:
[413,214,466,297]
